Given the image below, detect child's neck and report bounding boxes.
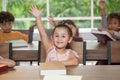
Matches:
[55,48,67,54]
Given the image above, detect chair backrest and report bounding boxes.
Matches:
[12,27,34,43]
[45,28,53,40]
[70,41,86,64]
[0,43,12,59]
[107,41,120,64]
[39,41,86,65]
[39,42,47,62]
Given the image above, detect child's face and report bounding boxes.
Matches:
[107,18,120,31]
[0,22,13,33]
[52,27,72,49]
[65,23,77,37]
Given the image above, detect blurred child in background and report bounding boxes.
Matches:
[96,0,120,65]
[48,16,83,41]
[0,11,28,43]
[98,0,120,40]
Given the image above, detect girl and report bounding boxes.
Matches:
[30,5,79,66]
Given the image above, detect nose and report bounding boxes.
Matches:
[57,36,62,40]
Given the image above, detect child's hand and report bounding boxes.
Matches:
[29,5,43,18]
[29,22,36,28]
[98,27,107,31]
[47,16,57,26]
[99,0,106,10]
[48,16,54,22]
[107,30,114,35]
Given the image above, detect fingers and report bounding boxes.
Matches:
[30,5,36,10]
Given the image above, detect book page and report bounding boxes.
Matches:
[91,29,116,41]
[8,39,28,48]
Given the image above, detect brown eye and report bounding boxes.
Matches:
[62,36,65,38]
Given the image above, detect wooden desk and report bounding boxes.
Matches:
[83,41,108,65]
[1,65,120,80]
[11,41,40,64]
[86,41,107,60]
[67,65,120,80]
[0,66,40,80]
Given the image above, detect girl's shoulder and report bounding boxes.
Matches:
[67,49,79,58]
[67,48,76,52]
[47,45,55,53]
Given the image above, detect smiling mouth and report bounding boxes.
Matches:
[57,42,63,44]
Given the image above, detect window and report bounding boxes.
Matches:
[1,0,120,32]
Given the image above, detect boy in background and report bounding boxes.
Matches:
[0,11,28,43]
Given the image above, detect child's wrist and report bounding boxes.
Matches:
[35,16,41,19]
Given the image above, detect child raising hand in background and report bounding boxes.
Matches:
[98,0,120,40]
[48,16,83,41]
[30,5,79,66]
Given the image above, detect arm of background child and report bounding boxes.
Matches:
[112,31,120,39]
[48,16,57,26]
[99,0,107,28]
[30,5,51,51]
[16,31,28,42]
[99,0,106,17]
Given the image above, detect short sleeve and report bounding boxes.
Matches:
[70,50,79,58]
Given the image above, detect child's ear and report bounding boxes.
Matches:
[68,37,73,43]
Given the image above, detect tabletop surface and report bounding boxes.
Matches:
[0,65,120,80]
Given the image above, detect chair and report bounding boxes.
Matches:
[70,41,86,65]
[11,41,40,65]
[107,41,120,64]
[45,28,53,40]
[0,43,12,59]
[13,27,34,43]
[39,41,86,65]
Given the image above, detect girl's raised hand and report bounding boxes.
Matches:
[99,0,106,10]
[29,5,43,18]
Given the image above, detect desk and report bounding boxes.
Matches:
[83,41,108,65]
[86,41,107,61]
[11,41,40,64]
[0,66,40,80]
[0,65,120,80]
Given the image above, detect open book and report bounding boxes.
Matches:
[91,29,116,42]
[8,39,28,48]
[39,61,66,75]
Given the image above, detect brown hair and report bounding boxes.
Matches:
[58,19,79,36]
[107,12,120,26]
[0,11,15,23]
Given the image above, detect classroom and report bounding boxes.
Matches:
[0,0,120,80]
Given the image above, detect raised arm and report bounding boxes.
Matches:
[29,5,51,51]
[47,16,57,26]
[99,0,106,17]
[99,0,107,28]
